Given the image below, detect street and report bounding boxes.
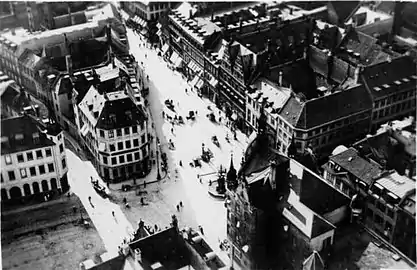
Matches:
[65,27,249,266]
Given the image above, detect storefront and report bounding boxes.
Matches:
[169,51,183,70]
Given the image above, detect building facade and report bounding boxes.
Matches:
[72,66,150,183]
[1,115,69,203]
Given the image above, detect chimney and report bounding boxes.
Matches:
[34,104,40,116]
[354,65,363,84]
[135,249,142,263]
[66,55,73,75]
[278,71,283,86]
[239,17,243,32]
[269,160,277,191]
[106,24,112,47]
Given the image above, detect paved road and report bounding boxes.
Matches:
[127,28,248,261]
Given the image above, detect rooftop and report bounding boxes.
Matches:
[1,115,58,155]
[328,147,383,186]
[375,171,415,199]
[346,6,392,27]
[249,78,292,112]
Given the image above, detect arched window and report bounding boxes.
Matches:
[50,178,58,190]
[41,180,49,192]
[10,186,22,199]
[23,184,31,196]
[33,182,40,194]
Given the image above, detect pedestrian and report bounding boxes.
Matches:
[179,160,182,166]
[179,201,183,207]
[72,206,77,214]
[88,196,91,202]
[200,178,202,184]
[107,182,110,188]
[171,127,174,134]
[199,225,204,235]
[185,88,187,94]
[123,198,127,205]
[176,204,180,212]
[112,211,115,217]
[154,224,158,231]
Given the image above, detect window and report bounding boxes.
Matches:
[20,168,27,178]
[142,147,147,158]
[134,152,140,160]
[45,149,52,157]
[133,139,139,147]
[113,168,118,178]
[118,142,124,150]
[124,127,130,135]
[141,134,146,144]
[39,165,46,174]
[109,144,116,152]
[27,152,34,161]
[59,144,64,153]
[112,157,117,165]
[36,150,43,159]
[132,126,138,133]
[8,171,15,181]
[119,155,125,163]
[62,158,66,169]
[30,167,36,176]
[100,130,105,138]
[375,214,383,226]
[125,140,131,149]
[103,156,108,164]
[127,154,132,162]
[387,208,395,219]
[5,154,12,165]
[109,130,114,138]
[17,154,24,163]
[48,163,54,172]
[117,129,122,137]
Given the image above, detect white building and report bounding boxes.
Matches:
[73,65,150,183]
[1,115,69,202]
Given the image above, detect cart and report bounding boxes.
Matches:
[207,112,216,122]
[186,111,195,120]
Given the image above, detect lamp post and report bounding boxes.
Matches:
[156,139,161,180]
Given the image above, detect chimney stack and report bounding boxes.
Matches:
[278,71,283,86]
[106,24,112,47]
[66,55,73,75]
[239,17,243,32]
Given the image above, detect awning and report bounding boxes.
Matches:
[195,79,204,89]
[157,22,162,29]
[190,75,200,87]
[174,57,183,68]
[162,44,169,54]
[187,60,201,73]
[156,29,162,36]
[170,51,179,63]
[80,125,88,137]
[209,76,218,88]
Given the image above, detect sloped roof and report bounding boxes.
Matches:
[88,255,126,270]
[280,85,372,130]
[360,55,417,98]
[329,147,383,185]
[303,251,325,270]
[1,115,56,155]
[57,75,74,95]
[327,1,361,24]
[18,49,42,70]
[96,96,146,130]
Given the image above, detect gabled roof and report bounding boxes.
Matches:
[329,147,383,185]
[280,85,372,130]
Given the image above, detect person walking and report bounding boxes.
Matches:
[112,211,115,217]
[199,225,204,235]
[176,204,180,212]
[179,201,183,208]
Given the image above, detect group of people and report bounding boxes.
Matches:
[176,201,183,212]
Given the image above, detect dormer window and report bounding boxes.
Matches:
[126,111,132,120]
[33,132,40,144]
[15,133,24,145]
[110,114,116,123]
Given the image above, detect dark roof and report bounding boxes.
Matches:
[58,75,73,95]
[129,227,190,270]
[96,97,146,130]
[1,115,56,155]
[311,214,335,238]
[280,85,372,130]
[360,55,417,99]
[88,255,125,270]
[327,1,360,24]
[337,29,393,66]
[1,83,20,108]
[72,73,92,104]
[290,161,350,214]
[329,147,383,185]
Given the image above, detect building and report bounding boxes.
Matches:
[322,146,384,199]
[0,3,127,102]
[225,112,349,269]
[80,227,227,270]
[72,65,150,183]
[365,171,416,263]
[353,117,416,178]
[0,1,41,31]
[1,115,69,203]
